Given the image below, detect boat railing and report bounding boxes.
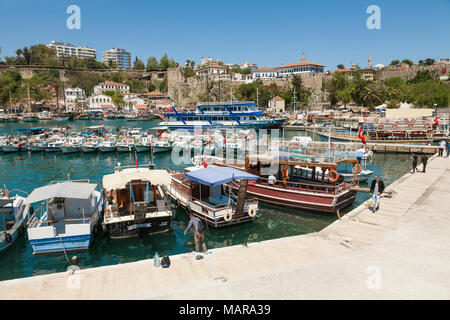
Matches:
[257,177,349,195]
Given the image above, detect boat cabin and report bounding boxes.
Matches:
[102,167,173,238]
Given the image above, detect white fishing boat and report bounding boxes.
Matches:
[29,141,46,152]
[81,139,100,153]
[166,166,259,228]
[293,165,374,183]
[102,164,173,239]
[44,140,65,153]
[0,187,28,253]
[1,141,25,153]
[61,137,84,154]
[117,139,135,153]
[151,139,171,153]
[99,138,117,153]
[134,137,151,153]
[25,180,103,254]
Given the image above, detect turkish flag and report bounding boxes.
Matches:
[136,155,139,168]
[434,117,440,126]
[203,158,208,168]
[442,67,446,75]
[358,126,366,144]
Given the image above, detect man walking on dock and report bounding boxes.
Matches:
[421,154,429,173]
[370,176,385,213]
[411,153,418,173]
[439,140,445,157]
[184,212,207,254]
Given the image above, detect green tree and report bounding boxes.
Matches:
[362,84,385,110]
[133,57,145,70]
[337,64,345,69]
[390,59,400,66]
[146,57,159,70]
[401,59,414,66]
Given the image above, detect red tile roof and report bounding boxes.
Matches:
[253,67,276,72]
[135,104,149,109]
[270,96,285,101]
[152,100,172,104]
[278,61,325,69]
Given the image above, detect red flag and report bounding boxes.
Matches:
[203,158,208,168]
[224,138,226,145]
[135,156,138,168]
[434,117,439,126]
[358,126,366,144]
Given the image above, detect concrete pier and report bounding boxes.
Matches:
[1,155,450,299]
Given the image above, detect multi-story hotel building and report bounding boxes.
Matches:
[47,41,96,59]
[102,48,131,70]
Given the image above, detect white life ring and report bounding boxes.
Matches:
[224,211,233,222]
[248,207,257,217]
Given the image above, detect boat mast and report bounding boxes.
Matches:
[9,90,13,114]
[27,82,31,113]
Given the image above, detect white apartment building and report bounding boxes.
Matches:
[93,82,130,94]
[64,88,85,110]
[102,48,131,69]
[47,41,96,59]
[195,64,227,76]
[89,94,115,111]
[252,67,278,79]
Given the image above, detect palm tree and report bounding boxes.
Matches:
[362,84,385,110]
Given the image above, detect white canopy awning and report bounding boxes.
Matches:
[102,168,171,190]
[25,182,98,204]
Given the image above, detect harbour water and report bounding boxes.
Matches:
[0,120,414,281]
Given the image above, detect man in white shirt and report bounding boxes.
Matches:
[439,140,445,157]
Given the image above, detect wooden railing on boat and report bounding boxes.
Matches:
[255,177,349,195]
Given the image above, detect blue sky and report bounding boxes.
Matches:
[0,0,449,70]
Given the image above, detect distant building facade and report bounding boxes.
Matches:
[278,52,325,76]
[195,64,227,76]
[102,48,131,69]
[252,67,278,79]
[64,88,85,110]
[47,41,96,59]
[89,94,115,111]
[241,61,259,71]
[268,96,285,113]
[94,81,130,94]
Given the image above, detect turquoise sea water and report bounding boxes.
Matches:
[0,120,414,281]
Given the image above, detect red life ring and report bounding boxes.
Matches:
[410,119,416,124]
[353,163,362,175]
[374,118,379,123]
[408,123,414,128]
[393,122,399,129]
[404,118,409,124]
[437,114,442,119]
[378,123,384,130]
[424,120,431,128]
[327,170,339,183]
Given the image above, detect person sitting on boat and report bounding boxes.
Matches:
[369,176,385,213]
[184,212,207,254]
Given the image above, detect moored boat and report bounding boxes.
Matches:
[0,187,28,253]
[101,165,173,239]
[165,166,259,228]
[25,180,103,254]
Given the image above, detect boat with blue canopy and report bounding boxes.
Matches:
[166,166,259,228]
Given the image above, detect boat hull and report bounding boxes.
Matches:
[102,216,171,239]
[99,146,117,153]
[117,146,133,152]
[135,145,150,153]
[61,147,80,154]
[30,146,44,152]
[29,234,92,255]
[1,146,21,153]
[44,147,60,153]
[82,146,97,153]
[232,182,357,214]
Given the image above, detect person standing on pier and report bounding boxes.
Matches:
[438,140,445,157]
[184,212,207,254]
[370,176,385,213]
[421,154,429,173]
[446,140,450,158]
[411,153,418,173]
